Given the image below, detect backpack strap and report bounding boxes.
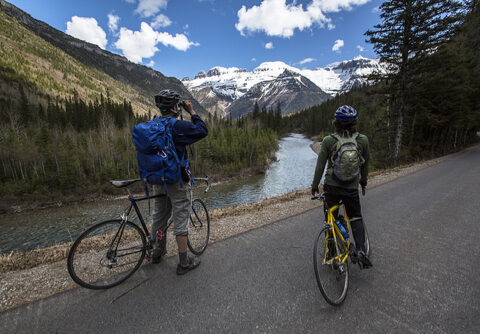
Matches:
[330,133,341,141]
[351,132,362,155]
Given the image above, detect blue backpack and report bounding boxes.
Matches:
[132,116,186,186]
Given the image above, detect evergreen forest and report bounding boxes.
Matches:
[0,92,277,206]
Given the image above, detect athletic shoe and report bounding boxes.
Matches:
[176,256,201,275]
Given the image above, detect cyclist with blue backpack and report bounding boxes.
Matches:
[311,105,372,268]
[135,89,208,274]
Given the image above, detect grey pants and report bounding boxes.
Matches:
[151,181,192,241]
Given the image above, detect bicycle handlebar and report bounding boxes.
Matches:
[311,192,326,201]
[194,176,210,193]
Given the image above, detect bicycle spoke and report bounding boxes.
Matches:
[67,220,146,289]
[313,227,349,306]
[187,199,210,255]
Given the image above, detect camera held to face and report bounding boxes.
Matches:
[178,101,186,110]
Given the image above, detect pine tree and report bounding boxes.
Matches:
[365,0,463,165]
[253,101,260,120]
[18,84,30,125]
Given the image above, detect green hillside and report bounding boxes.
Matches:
[0,0,206,117]
[0,10,157,115]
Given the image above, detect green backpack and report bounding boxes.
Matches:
[329,133,364,184]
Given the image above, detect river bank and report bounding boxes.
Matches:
[0,134,306,256]
[0,145,471,312]
[0,164,271,215]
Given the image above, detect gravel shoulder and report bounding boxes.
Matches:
[0,147,471,312]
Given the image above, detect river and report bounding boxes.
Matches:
[0,134,319,255]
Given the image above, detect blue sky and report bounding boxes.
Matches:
[9,0,383,79]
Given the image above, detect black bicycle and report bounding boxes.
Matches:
[67,177,210,289]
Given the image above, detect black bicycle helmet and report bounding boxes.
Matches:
[334,105,358,123]
[154,89,181,113]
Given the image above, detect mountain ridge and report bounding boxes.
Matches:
[0,0,207,116]
[183,56,385,118]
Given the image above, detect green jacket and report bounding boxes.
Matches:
[312,132,370,190]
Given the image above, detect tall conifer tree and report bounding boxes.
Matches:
[365,0,463,165]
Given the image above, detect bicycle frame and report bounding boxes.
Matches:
[324,202,352,265]
[114,176,210,245]
[121,193,166,238]
[102,192,167,263]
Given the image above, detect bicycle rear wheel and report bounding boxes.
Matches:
[67,220,146,289]
[187,199,210,255]
[313,226,349,306]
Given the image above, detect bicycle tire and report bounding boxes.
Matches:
[364,222,371,257]
[67,219,146,289]
[187,199,210,255]
[313,226,349,306]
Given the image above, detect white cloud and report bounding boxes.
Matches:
[108,14,120,33]
[114,22,199,63]
[297,57,316,65]
[265,42,273,49]
[251,57,257,62]
[235,0,370,37]
[114,22,159,63]
[157,32,199,51]
[151,13,171,28]
[124,0,136,3]
[332,39,344,52]
[66,16,107,49]
[357,45,364,52]
[316,0,371,13]
[135,0,168,17]
[147,60,155,67]
[236,0,329,38]
[183,24,189,30]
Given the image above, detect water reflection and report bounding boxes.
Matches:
[0,134,318,254]
[197,133,318,208]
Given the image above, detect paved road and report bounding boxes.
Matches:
[2,146,480,333]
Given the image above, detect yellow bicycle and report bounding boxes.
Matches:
[312,192,370,305]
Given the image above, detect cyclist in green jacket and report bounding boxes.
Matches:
[311,105,372,268]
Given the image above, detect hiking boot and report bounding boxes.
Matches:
[176,256,201,275]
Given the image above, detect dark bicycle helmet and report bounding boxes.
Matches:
[334,105,358,123]
[154,89,181,113]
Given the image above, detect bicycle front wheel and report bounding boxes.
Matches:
[313,226,349,306]
[187,199,210,255]
[67,220,146,289]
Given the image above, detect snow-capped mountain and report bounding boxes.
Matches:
[228,69,330,119]
[182,56,384,118]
